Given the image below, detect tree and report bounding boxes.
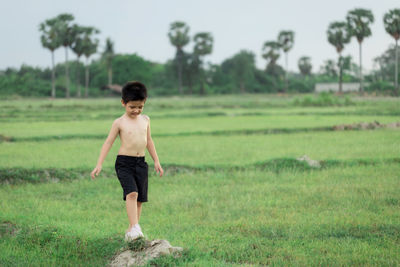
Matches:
[168,21,190,94]
[341,55,360,78]
[82,27,100,97]
[221,50,256,93]
[319,56,357,80]
[102,37,114,85]
[346,8,374,93]
[327,21,351,93]
[262,41,283,78]
[278,30,295,92]
[298,56,312,76]
[373,55,386,81]
[373,45,400,83]
[262,41,280,67]
[71,25,87,97]
[39,17,61,98]
[193,32,213,94]
[55,13,75,98]
[383,9,400,95]
[319,59,338,77]
[183,53,200,94]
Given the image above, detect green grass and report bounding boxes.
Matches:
[1,94,400,123]
[1,164,399,266]
[1,115,399,139]
[1,94,399,266]
[0,129,399,169]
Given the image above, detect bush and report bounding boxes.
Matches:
[288,78,314,93]
[0,72,51,97]
[292,92,354,107]
[366,81,395,95]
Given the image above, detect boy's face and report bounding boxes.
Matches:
[121,99,146,118]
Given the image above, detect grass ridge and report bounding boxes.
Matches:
[2,110,400,123]
[2,124,392,143]
[1,157,399,185]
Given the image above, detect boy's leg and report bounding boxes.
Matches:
[137,201,142,221]
[126,192,139,231]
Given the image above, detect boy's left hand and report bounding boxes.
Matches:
[154,162,164,177]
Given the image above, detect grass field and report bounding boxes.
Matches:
[1,94,399,266]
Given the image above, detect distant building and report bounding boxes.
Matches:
[315,83,367,93]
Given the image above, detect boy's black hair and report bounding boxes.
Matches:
[121,81,147,103]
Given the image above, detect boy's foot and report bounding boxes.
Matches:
[124,228,143,242]
[135,224,142,233]
[132,224,145,237]
[126,224,141,234]
[132,225,145,238]
[135,224,146,237]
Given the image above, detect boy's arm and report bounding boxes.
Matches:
[145,116,164,177]
[91,119,120,179]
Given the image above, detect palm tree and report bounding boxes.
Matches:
[346,8,374,94]
[39,17,61,98]
[193,32,213,94]
[102,38,114,85]
[71,25,87,97]
[278,30,295,92]
[168,21,190,94]
[262,41,281,67]
[298,56,312,76]
[262,41,282,78]
[55,13,75,98]
[82,27,100,97]
[327,21,351,93]
[186,53,200,94]
[383,9,400,95]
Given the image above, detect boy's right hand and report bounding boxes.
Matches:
[91,165,102,180]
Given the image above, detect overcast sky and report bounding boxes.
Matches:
[0,0,398,73]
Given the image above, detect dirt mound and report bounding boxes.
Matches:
[0,134,13,142]
[109,238,183,266]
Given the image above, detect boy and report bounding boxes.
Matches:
[90,81,164,242]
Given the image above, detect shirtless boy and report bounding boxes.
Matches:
[90,81,164,242]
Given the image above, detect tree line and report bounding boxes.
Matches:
[327,8,400,95]
[38,13,112,98]
[0,8,399,98]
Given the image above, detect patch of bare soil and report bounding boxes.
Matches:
[332,121,400,131]
[0,221,20,237]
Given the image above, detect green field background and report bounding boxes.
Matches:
[1,94,399,266]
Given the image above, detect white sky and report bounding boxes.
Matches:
[0,0,398,73]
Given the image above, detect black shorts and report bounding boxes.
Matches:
[115,155,149,202]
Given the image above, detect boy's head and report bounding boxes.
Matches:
[121,81,147,103]
[121,81,147,118]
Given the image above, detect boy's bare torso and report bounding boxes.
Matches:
[117,114,149,157]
